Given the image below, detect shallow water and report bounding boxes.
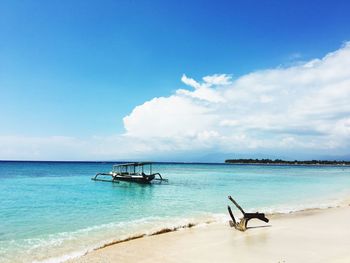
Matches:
[1,161,350,262]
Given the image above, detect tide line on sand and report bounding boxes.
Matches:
[67,204,350,263]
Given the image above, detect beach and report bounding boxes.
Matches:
[69,205,350,263]
[1,162,350,262]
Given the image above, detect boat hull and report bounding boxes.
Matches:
[92,168,166,184]
[112,174,155,184]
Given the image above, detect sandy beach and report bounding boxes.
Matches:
[68,205,350,263]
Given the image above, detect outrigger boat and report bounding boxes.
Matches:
[92,162,167,184]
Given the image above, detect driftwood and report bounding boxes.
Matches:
[227,196,269,231]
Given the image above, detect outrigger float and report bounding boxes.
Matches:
[92,162,167,184]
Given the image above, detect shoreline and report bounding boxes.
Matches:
[65,201,350,263]
[91,203,349,253]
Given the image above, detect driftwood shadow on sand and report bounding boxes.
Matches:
[246,225,271,230]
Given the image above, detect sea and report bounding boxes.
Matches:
[1,161,350,263]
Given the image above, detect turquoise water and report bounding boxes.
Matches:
[1,161,350,262]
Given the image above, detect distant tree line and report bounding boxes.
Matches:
[225,158,350,165]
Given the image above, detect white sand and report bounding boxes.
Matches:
[68,206,350,263]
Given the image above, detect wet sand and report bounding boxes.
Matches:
[68,206,350,263]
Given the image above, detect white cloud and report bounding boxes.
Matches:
[202,74,232,86]
[123,42,350,156]
[2,43,350,161]
[123,96,216,138]
[177,74,231,102]
[181,73,232,89]
[181,74,201,89]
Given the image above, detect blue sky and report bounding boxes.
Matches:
[1,0,350,161]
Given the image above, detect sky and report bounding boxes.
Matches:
[1,0,350,161]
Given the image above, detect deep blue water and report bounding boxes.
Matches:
[1,161,350,262]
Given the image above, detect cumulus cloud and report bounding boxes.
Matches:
[181,74,201,89]
[2,43,350,161]
[123,42,350,156]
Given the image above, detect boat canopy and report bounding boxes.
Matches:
[113,162,152,167]
[112,162,153,174]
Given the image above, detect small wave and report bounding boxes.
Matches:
[262,195,350,216]
[25,214,220,263]
[35,200,349,263]
[9,196,350,263]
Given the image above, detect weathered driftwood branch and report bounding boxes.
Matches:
[227,196,269,231]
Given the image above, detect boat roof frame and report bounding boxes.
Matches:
[113,162,153,168]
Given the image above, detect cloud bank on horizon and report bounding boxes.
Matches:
[2,43,350,161]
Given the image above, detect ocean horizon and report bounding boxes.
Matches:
[1,161,350,262]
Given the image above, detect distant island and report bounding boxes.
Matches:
[225,158,350,166]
